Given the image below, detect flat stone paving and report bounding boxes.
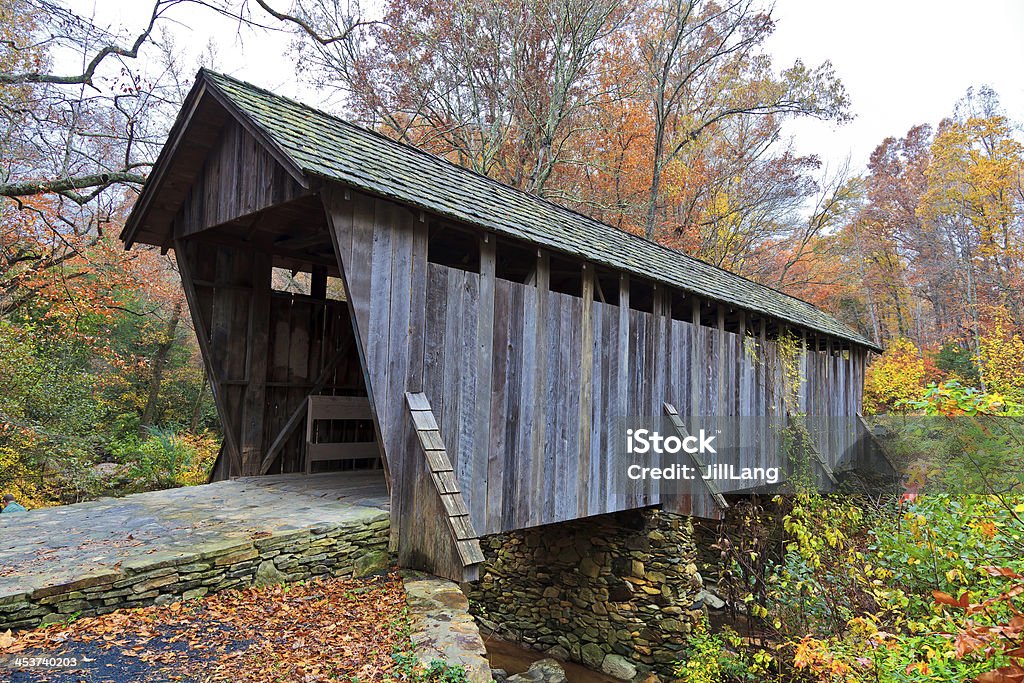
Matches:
[0,472,389,607]
[403,571,492,683]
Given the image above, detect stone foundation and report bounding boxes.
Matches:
[466,509,704,677]
[0,514,390,629]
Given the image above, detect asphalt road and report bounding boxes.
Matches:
[5,619,249,683]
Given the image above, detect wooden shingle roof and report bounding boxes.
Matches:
[132,69,880,350]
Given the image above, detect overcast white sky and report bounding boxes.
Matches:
[75,0,1024,173]
[766,0,1024,171]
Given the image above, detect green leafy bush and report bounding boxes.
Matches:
[108,427,219,492]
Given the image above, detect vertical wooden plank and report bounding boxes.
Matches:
[457,271,480,515]
[635,307,650,507]
[651,287,668,505]
[716,307,726,419]
[738,310,747,416]
[617,274,630,510]
[517,270,538,528]
[588,300,605,516]
[366,200,394,437]
[423,265,449,426]
[602,300,617,512]
[384,205,414,541]
[800,330,809,414]
[543,291,562,521]
[578,264,594,517]
[690,299,701,429]
[501,280,525,529]
[756,318,768,469]
[348,194,377,374]
[406,219,429,393]
[653,287,668,416]
[486,278,510,532]
[446,270,466,466]
[566,294,582,517]
[556,294,579,520]
[475,235,496,531]
[529,250,549,526]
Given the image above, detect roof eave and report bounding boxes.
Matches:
[120,79,210,249]
[121,70,310,250]
[314,174,881,352]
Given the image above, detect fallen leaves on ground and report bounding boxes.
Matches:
[2,573,414,683]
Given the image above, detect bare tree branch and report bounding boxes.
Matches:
[250,0,377,45]
[0,172,147,203]
[0,0,175,86]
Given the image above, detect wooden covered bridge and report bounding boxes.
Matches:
[121,70,881,582]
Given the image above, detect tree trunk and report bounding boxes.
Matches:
[140,299,183,435]
[645,165,662,241]
[645,121,668,240]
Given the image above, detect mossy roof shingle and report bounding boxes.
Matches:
[200,69,878,350]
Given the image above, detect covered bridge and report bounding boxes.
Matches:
[122,70,881,582]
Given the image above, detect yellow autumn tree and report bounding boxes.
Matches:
[863,338,927,414]
[978,306,1024,400]
[918,109,1024,322]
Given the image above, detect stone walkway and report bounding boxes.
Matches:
[0,472,390,629]
[403,571,492,683]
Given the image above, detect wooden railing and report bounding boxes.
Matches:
[304,395,379,474]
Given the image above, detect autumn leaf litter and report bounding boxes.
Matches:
[1,572,418,682]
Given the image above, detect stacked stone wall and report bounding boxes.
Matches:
[0,513,390,630]
[466,509,705,677]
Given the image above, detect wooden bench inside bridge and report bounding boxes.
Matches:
[121,69,882,582]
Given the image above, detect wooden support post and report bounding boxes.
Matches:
[240,250,272,475]
[826,338,833,381]
[174,239,244,478]
[801,329,809,414]
[618,273,631,414]
[738,309,746,416]
[716,306,726,418]
[258,338,354,474]
[690,298,701,421]
[760,316,769,416]
[578,263,594,515]
[311,265,328,300]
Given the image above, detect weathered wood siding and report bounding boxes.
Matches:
[173,118,308,240]
[324,190,429,550]
[324,188,870,539]
[175,238,367,478]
